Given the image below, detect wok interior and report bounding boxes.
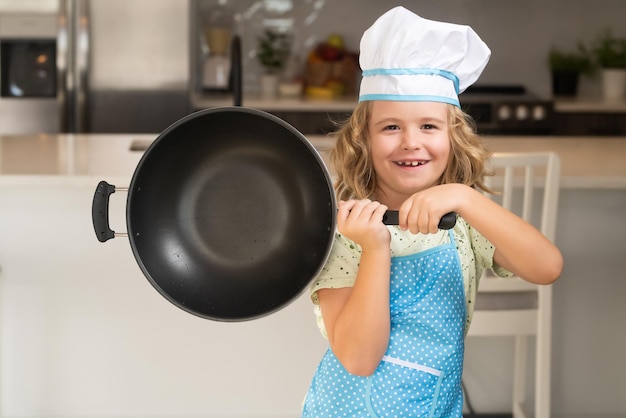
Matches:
[127,108,335,321]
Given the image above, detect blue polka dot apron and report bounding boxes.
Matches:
[302,230,466,417]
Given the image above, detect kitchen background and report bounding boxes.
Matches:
[102,0,626,136]
[0,0,625,417]
[120,0,626,136]
[89,0,626,99]
[2,0,626,135]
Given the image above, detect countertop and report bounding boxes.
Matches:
[191,92,356,112]
[192,93,626,114]
[553,97,626,113]
[1,133,625,189]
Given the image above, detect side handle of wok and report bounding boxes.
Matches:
[92,180,122,242]
[382,211,457,230]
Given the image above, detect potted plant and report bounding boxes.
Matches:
[591,29,626,100]
[548,44,594,97]
[256,29,292,98]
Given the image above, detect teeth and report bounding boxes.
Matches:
[398,161,425,166]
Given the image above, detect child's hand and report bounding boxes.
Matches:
[399,184,466,234]
[337,199,391,251]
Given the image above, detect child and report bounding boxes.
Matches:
[301,7,563,418]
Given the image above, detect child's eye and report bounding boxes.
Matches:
[383,124,400,131]
[421,124,437,130]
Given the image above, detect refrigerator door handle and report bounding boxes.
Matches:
[58,0,90,133]
[75,0,90,133]
[57,0,70,133]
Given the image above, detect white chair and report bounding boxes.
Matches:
[466,152,561,418]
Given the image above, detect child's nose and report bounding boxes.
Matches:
[401,131,422,150]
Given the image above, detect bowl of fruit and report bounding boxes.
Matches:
[304,34,359,99]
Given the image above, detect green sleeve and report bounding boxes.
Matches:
[309,231,361,305]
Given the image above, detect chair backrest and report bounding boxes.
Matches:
[470,151,561,332]
[485,152,561,242]
[471,152,561,418]
[475,151,561,298]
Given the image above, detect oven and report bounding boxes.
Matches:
[460,85,555,136]
[0,10,59,134]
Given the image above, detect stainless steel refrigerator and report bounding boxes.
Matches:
[0,0,190,134]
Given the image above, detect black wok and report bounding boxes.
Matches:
[92,107,455,321]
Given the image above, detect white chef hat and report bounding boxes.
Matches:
[358,6,491,107]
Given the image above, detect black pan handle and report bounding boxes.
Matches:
[92,180,117,242]
[382,210,456,230]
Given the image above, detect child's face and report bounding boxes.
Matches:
[368,100,451,207]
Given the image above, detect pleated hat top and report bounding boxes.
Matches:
[358,6,491,107]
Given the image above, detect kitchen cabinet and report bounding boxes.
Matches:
[0,135,329,417]
[0,182,328,416]
[554,112,626,136]
[553,98,626,136]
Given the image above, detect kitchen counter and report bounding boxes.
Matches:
[193,94,626,136]
[481,136,626,188]
[191,92,357,112]
[554,96,626,113]
[1,133,625,189]
[194,93,626,115]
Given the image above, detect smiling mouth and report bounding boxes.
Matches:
[396,160,427,167]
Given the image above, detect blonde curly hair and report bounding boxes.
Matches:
[330,101,493,202]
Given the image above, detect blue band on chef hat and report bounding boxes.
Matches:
[358,93,460,107]
[361,67,461,94]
